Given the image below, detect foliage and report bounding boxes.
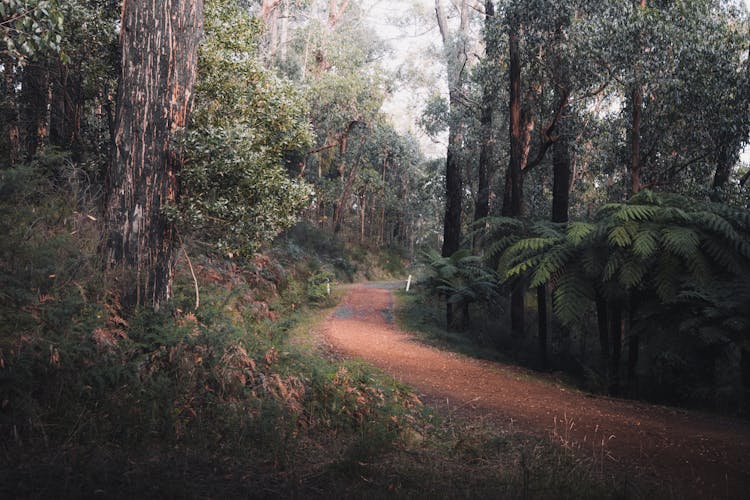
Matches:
[0,0,64,60]
[178,0,314,258]
[497,191,750,328]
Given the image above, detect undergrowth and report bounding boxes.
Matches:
[0,164,640,498]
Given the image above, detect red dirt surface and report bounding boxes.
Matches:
[322,283,750,499]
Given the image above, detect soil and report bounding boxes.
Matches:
[322,283,750,499]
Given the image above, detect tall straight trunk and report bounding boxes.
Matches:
[103,0,203,310]
[595,292,610,376]
[50,61,85,161]
[442,114,463,257]
[630,86,643,195]
[472,0,497,248]
[630,0,646,196]
[537,284,548,369]
[507,32,523,218]
[710,148,733,202]
[21,59,49,161]
[609,303,623,396]
[507,25,524,339]
[551,127,571,223]
[1,55,20,165]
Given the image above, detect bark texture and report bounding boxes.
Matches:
[103,0,203,310]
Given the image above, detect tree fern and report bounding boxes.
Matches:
[660,226,700,259]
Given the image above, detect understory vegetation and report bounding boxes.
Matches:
[0,165,644,499]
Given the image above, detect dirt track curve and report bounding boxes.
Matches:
[322,283,750,499]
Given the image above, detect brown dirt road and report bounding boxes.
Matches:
[322,283,750,499]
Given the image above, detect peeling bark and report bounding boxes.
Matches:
[103,0,203,310]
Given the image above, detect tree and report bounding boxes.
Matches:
[102,0,203,310]
[435,0,474,258]
[179,0,313,258]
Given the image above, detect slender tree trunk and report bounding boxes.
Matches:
[609,303,623,396]
[630,0,647,196]
[103,0,203,311]
[507,23,525,339]
[630,87,643,195]
[596,292,610,387]
[473,0,496,248]
[49,61,85,161]
[462,300,470,331]
[537,284,548,369]
[21,59,49,161]
[1,55,20,165]
[551,127,571,223]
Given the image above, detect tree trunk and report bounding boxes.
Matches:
[436,0,468,259]
[537,284,548,369]
[49,61,85,161]
[507,23,525,339]
[609,303,623,396]
[630,86,643,196]
[1,55,20,166]
[442,120,463,257]
[627,333,639,397]
[103,0,203,311]
[21,59,49,161]
[596,292,610,386]
[630,0,647,196]
[472,0,496,248]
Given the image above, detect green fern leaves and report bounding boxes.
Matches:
[492,191,750,325]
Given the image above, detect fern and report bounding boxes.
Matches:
[566,222,595,245]
[552,272,594,326]
[607,223,634,248]
[660,226,699,259]
[631,227,660,259]
[618,258,648,289]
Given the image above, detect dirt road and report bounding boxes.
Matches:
[323,283,750,499]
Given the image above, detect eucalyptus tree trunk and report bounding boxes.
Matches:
[435,0,470,330]
[506,19,525,339]
[435,0,468,259]
[472,0,497,249]
[103,0,203,311]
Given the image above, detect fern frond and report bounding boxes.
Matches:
[552,272,594,325]
[613,204,657,222]
[607,222,636,248]
[483,235,521,261]
[660,226,699,259]
[701,238,744,274]
[530,245,575,288]
[654,253,681,301]
[631,227,659,259]
[566,222,596,246]
[618,258,648,289]
[602,250,625,282]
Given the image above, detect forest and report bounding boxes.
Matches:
[1,0,749,498]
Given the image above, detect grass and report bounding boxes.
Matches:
[0,164,643,498]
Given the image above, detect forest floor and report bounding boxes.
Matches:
[322,282,750,500]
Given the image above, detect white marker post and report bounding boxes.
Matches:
[326,279,331,296]
[405,275,412,292]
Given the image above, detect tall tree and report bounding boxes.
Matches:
[473,0,498,248]
[102,0,203,310]
[435,0,471,258]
